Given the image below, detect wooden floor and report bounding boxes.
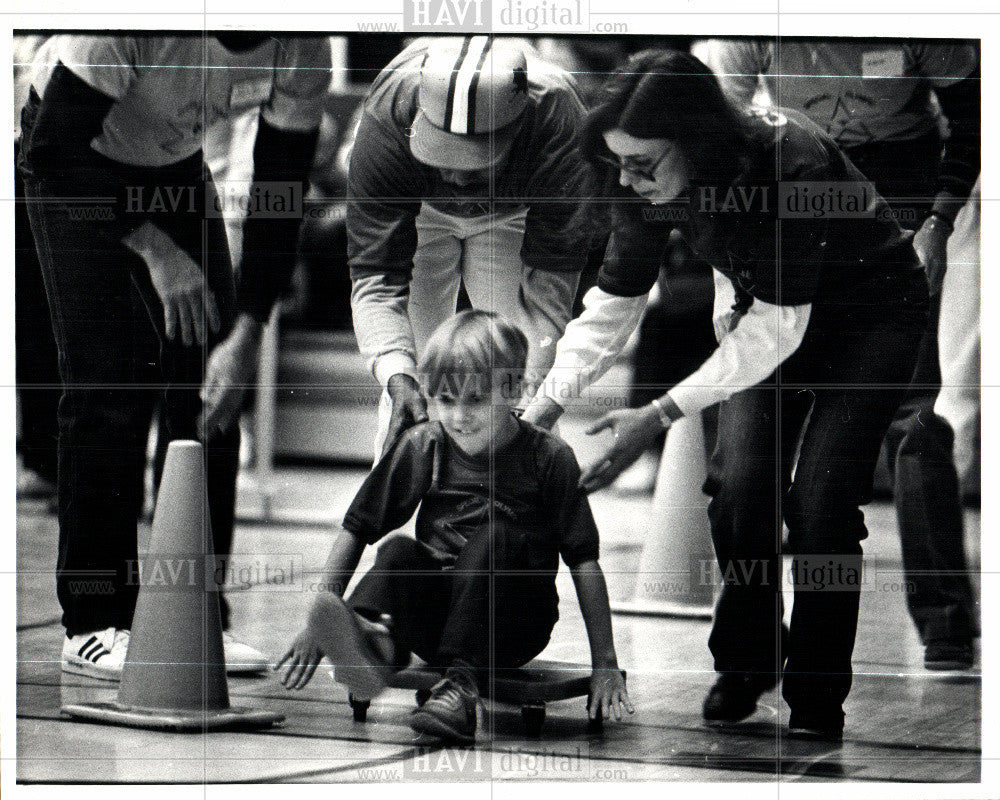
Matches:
[14,421,982,786]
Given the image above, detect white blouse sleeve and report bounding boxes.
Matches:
[668,297,812,417]
[534,285,648,408]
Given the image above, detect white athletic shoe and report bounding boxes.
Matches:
[222,632,269,674]
[62,628,131,681]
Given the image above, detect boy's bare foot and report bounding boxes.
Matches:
[306,594,396,698]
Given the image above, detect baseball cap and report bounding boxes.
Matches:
[410,36,530,171]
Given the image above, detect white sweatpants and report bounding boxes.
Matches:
[373,202,580,457]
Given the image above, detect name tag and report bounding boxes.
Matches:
[229,77,272,110]
[861,49,904,78]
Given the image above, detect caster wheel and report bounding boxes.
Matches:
[521,704,546,737]
[349,694,371,723]
[415,688,432,707]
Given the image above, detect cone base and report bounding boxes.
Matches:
[611,599,713,620]
[60,702,284,731]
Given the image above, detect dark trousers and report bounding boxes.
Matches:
[705,284,927,718]
[347,534,557,675]
[21,156,240,636]
[847,137,978,643]
[883,294,977,642]
[15,141,60,483]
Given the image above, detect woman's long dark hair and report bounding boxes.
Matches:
[574,48,756,230]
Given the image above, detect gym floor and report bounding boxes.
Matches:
[14,414,982,785]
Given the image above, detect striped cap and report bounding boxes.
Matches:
[411,36,530,170]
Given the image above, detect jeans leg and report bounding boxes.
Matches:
[884,294,975,642]
[434,525,557,673]
[781,305,925,719]
[24,179,148,635]
[705,385,807,681]
[347,534,452,666]
[15,144,60,483]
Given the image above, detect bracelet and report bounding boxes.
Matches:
[650,398,674,429]
[926,211,955,234]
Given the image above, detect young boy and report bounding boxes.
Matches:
[277,310,632,743]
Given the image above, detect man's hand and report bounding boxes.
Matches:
[588,669,633,722]
[383,373,428,457]
[124,221,220,347]
[913,214,951,295]
[199,314,263,441]
[520,395,564,431]
[275,629,324,690]
[579,405,664,493]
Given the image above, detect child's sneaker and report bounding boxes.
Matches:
[409,665,479,744]
[61,628,130,681]
[306,594,396,698]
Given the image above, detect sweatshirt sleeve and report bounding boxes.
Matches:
[346,108,425,380]
[520,84,594,272]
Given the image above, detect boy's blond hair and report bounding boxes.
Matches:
[419,310,529,401]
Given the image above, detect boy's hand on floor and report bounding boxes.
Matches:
[275,629,324,690]
[589,670,634,722]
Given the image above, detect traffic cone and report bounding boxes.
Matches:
[611,414,717,619]
[61,440,283,731]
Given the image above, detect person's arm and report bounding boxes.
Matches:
[21,59,141,242]
[523,286,647,430]
[578,298,811,493]
[201,38,329,438]
[569,560,633,722]
[667,297,811,418]
[914,46,980,293]
[24,53,226,352]
[347,109,424,385]
[522,220,667,430]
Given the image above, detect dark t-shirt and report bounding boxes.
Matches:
[342,418,601,590]
[598,108,923,312]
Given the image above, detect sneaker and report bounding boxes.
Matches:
[787,709,845,743]
[222,632,269,675]
[924,639,975,671]
[409,667,479,744]
[702,672,778,724]
[306,594,396,698]
[62,628,130,681]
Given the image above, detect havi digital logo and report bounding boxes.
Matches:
[404,0,490,31]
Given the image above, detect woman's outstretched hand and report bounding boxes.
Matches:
[579,405,664,493]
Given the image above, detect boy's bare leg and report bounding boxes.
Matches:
[307,594,396,698]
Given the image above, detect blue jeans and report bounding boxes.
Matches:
[20,145,240,636]
[705,272,928,720]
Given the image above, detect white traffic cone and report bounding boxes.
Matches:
[611,414,717,619]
